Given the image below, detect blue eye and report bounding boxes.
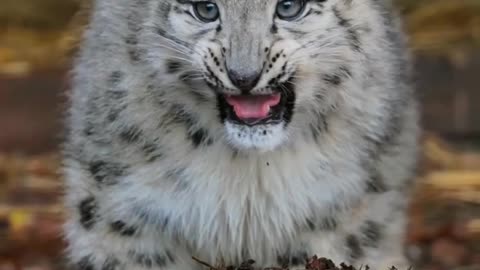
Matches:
[276,0,306,20]
[193,2,220,22]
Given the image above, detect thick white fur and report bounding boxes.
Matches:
[64,0,419,269]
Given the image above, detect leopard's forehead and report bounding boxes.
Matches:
[207,0,276,30]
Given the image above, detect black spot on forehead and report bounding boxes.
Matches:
[79,197,98,230]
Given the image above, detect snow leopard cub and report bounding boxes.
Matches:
[63,0,419,269]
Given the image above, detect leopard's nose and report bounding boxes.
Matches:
[226,69,262,94]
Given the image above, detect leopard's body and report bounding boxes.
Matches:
[63,0,419,269]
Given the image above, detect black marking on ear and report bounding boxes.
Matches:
[110,221,138,237]
[346,234,364,260]
[166,59,183,74]
[360,220,383,248]
[88,160,127,185]
[77,256,95,270]
[79,197,98,230]
[102,257,120,270]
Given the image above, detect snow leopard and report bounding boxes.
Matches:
[63,0,419,269]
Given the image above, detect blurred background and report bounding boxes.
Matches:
[0,0,479,269]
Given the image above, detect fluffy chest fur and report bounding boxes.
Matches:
[100,135,367,263]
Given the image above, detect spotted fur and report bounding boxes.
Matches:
[64,0,419,269]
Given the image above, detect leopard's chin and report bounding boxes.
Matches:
[223,121,288,152]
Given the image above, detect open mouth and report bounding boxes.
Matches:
[217,80,296,126]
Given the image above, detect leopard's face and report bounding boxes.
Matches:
[145,0,362,151]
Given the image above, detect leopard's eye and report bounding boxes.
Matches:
[193,1,220,22]
[276,0,306,21]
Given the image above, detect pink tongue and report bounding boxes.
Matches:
[226,94,281,119]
